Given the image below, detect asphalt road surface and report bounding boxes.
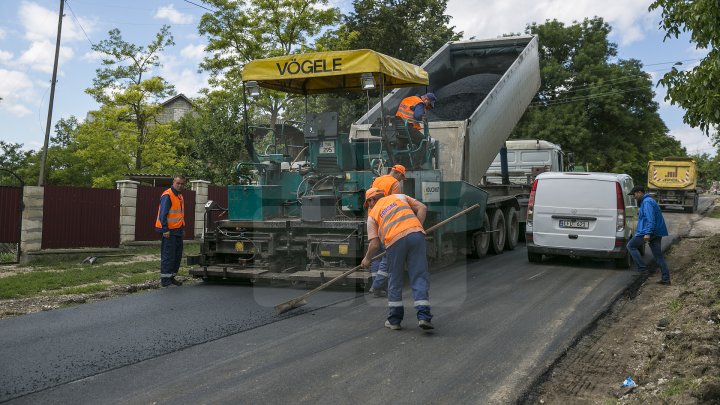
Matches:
[0,196,712,404]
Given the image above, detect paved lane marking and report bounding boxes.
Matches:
[527,271,547,280]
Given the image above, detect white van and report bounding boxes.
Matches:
[525,172,638,267]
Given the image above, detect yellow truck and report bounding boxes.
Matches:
[647,157,699,213]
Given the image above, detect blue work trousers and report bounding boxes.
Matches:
[386,232,432,324]
[160,234,184,281]
[370,245,388,290]
[627,235,670,282]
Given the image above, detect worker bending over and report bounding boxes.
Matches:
[367,164,407,297]
[361,187,434,330]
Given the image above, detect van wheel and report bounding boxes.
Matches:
[503,207,519,250]
[528,252,542,263]
[489,209,506,255]
[472,213,491,258]
[614,253,631,269]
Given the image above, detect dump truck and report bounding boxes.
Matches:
[647,157,699,212]
[351,35,543,256]
[190,35,541,286]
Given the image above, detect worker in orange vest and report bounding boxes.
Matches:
[155,175,186,287]
[395,93,436,131]
[367,164,407,297]
[361,187,433,330]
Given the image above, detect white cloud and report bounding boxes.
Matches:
[0,69,35,117]
[447,0,657,46]
[669,126,717,156]
[0,50,13,64]
[0,27,6,40]
[16,40,74,73]
[160,55,208,97]
[180,44,206,60]
[82,50,106,62]
[155,4,193,24]
[19,1,91,43]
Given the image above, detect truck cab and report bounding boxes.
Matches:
[484,140,564,185]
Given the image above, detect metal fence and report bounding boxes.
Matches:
[42,186,120,249]
[0,186,22,244]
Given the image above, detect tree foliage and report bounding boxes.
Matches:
[327,0,462,65]
[174,91,248,185]
[87,27,176,170]
[692,153,720,189]
[511,18,685,182]
[650,0,720,141]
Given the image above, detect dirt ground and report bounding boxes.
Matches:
[524,232,720,404]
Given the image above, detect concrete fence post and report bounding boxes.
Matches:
[190,180,211,239]
[116,180,140,244]
[20,186,44,260]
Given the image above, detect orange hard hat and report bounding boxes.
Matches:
[364,187,385,208]
[391,164,406,177]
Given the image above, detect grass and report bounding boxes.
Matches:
[661,377,697,397]
[669,298,683,313]
[0,252,16,263]
[708,206,720,219]
[0,244,198,299]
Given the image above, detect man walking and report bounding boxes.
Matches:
[361,187,433,330]
[627,185,671,285]
[367,164,407,296]
[155,175,186,287]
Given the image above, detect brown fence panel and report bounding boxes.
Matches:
[0,186,22,243]
[135,186,195,241]
[42,186,120,249]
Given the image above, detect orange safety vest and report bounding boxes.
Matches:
[395,96,423,130]
[155,188,185,230]
[369,195,423,247]
[372,174,399,197]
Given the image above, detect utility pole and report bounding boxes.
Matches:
[39,0,64,186]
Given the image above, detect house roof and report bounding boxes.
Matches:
[161,93,192,107]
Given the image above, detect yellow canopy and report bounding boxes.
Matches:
[241,49,428,94]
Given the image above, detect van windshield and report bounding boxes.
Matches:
[536,178,615,209]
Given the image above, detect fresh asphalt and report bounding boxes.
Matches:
[0,197,711,404]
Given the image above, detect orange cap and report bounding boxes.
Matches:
[364,187,385,208]
[391,164,406,177]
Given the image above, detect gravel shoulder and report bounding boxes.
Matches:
[523,208,720,404]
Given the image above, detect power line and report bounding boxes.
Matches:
[529,87,648,107]
[183,0,216,13]
[65,0,94,47]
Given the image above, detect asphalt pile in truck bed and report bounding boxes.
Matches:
[427,73,501,121]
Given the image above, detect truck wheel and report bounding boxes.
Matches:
[528,251,542,263]
[489,209,506,255]
[503,207,519,251]
[472,213,491,258]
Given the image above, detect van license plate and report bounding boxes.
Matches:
[559,219,589,229]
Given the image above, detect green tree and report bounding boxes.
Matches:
[692,153,720,189]
[174,91,248,185]
[312,0,462,130]
[512,18,685,182]
[198,0,341,126]
[649,0,720,142]
[0,141,35,185]
[333,0,462,65]
[87,26,176,170]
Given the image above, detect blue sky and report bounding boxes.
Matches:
[0,0,715,156]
